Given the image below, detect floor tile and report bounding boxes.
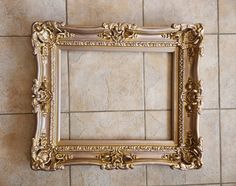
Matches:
[145,52,172,110]
[222,184,236,186]
[146,111,171,140]
[69,51,144,111]
[147,110,220,185]
[0,38,36,113]
[0,114,69,186]
[61,50,69,112]
[60,113,69,140]
[220,35,236,108]
[199,35,218,109]
[68,0,143,26]
[70,112,145,140]
[144,0,217,33]
[221,110,236,182]
[71,165,146,186]
[219,0,236,33]
[0,0,66,35]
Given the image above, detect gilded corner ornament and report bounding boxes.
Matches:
[97,150,136,170]
[183,78,203,116]
[162,23,204,54]
[31,134,73,171]
[32,21,64,56]
[163,132,203,170]
[32,78,52,114]
[98,23,137,43]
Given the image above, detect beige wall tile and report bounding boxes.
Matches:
[221,110,236,182]
[145,52,172,110]
[192,185,220,186]
[0,114,69,186]
[147,110,220,185]
[199,35,218,109]
[223,184,236,186]
[69,51,144,111]
[219,0,236,33]
[68,0,143,26]
[144,0,217,33]
[0,38,36,113]
[71,165,146,186]
[61,50,69,112]
[0,0,66,35]
[220,35,236,108]
[60,113,69,140]
[70,112,145,140]
[146,111,171,140]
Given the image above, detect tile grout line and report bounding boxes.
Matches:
[155,183,222,186]
[62,109,172,113]
[0,108,232,115]
[0,112,34,115]
[66,0,68,25]
[2,108,231,115]
[67,50,72,186]
[65,0,71,185]
[217,0,223,185]
[3,108,236,116]
[169,182,223,186]
[143,52,146,140]
[142,1,148,185]
[67,52,71,139]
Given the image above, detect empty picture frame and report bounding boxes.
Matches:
[31,21,204,171]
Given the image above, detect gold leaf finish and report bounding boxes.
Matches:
[98,23,137,43]
[31,21,204,171]
[32,78,52,114]
[97,150,136,170]
[31,134,73,171]
[183,78,203,116]
[163,132,203,170]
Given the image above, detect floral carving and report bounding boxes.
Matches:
[31,21,204,171]
[97,150,136,170]
[161,23,204,55]
[31,134,73,171]
[31,21,65,57]
[163,132,203,170]
[98,23,137,43]
[32,78,52,114]
[183,78,202,116]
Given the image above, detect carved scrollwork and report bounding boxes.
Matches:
[161,23,204,56]
[31,21,65,57]
[31,134,73,171]
[97,150,136,170]
[32,78,52,114]
[183,78,203,116]
[163,132,203,170]
[98,23,137,43]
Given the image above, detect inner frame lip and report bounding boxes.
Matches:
[56,45,178,147]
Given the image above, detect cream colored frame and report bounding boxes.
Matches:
[31,21,204,171]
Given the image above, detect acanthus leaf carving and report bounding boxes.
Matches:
[183,78,203,116]
[32,78,52,114]
[31,133,73,171]
[161,23,204,56]
[98,23,137,43]
[162,132,203,170]
[31,21,64,57]
[97,150,136,170]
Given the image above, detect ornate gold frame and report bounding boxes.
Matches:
[31,21,204,171]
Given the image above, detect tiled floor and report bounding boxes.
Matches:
[0,0,236,186]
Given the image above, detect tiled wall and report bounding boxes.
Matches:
[0,0,235,186]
